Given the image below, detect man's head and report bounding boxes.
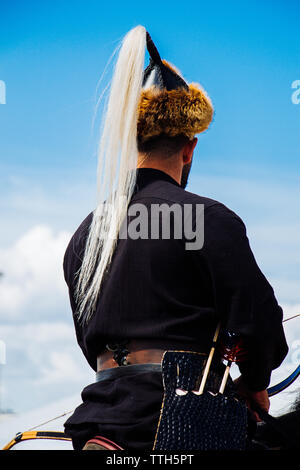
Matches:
[137,133,198,188]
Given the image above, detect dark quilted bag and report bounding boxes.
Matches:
[153,351,248,450]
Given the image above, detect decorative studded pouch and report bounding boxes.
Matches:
[152,326,248,451]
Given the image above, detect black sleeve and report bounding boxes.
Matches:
[201,203,288,391]
[63,212,97,371]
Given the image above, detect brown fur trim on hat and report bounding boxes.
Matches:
[138,61,214,142]
[137,84,214,142]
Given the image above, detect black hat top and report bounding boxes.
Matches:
[142,32,189,92]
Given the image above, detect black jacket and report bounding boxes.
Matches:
[63,167,288,391]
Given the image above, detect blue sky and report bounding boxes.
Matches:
[1,0,300,173]
[1,0,299,285]
[0,0,299,420]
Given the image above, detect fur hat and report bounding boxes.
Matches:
[137,32,214,142]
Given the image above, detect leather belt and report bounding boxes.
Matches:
[96,339,208,372]
[97,346,168,371]
[96,363,163,382]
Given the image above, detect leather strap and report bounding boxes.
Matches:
[97,339,209,371]
[96,363,162,382]
[97,347,169,371]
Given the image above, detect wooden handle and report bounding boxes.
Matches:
[194,323,221,395]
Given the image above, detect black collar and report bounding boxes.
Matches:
[135,168,181,191]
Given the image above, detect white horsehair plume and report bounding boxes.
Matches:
[75,25,146,324]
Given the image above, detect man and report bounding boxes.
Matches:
[63,27,288,450]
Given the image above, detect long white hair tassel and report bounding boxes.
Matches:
[75,25,146,324]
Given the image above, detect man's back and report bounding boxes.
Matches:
[64,167,288,392]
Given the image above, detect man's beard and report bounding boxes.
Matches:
[180,158,193,189]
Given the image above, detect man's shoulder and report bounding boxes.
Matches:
[181,188,247,231]
[135,179,229,209]
[135,181,246,227]
[182,189,240,215]
[181,188,224,208]
[64,211,93,264]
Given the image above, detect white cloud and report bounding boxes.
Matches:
[37,350,88,385]
[0,322,94,413]
[269,279,300,305]
[0,224,94,412]
[1,322,76,347]
[0,225,72,321]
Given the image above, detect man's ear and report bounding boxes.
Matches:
[182,137,198,164]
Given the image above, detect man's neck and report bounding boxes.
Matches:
[137,157,182,186]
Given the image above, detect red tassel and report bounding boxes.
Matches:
[218,332,248,363]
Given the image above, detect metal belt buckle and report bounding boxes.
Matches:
[106,341,131,366]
